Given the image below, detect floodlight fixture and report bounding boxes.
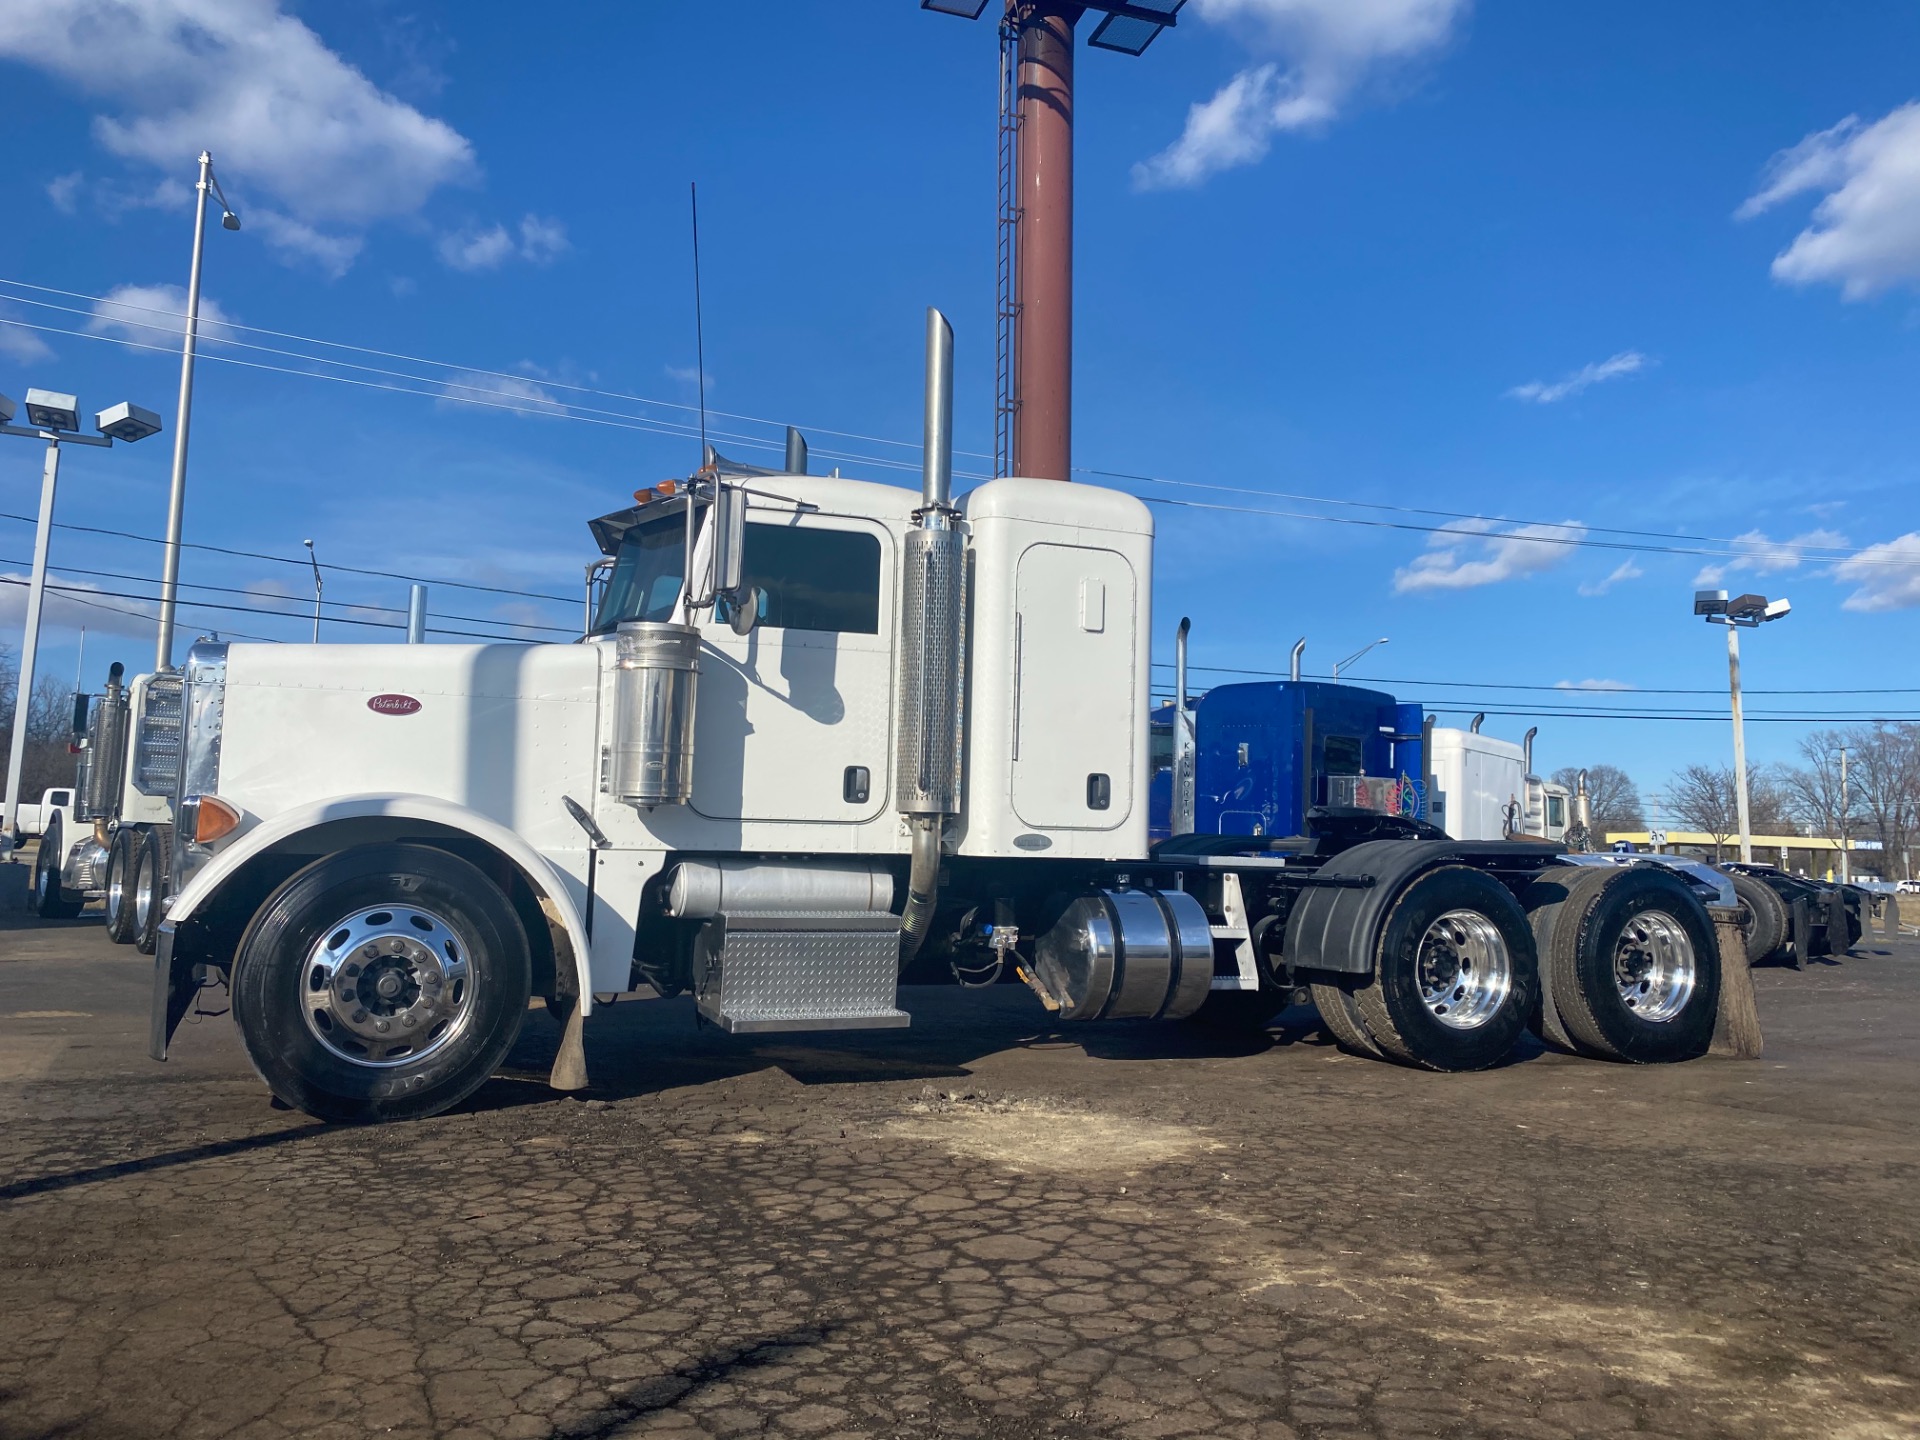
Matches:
[0,392,14,425]
[211,168,241,230]
[23,388,80,432]
[1764,597,1791,621]
[96,401,163,443]
[1086,0,1185,55]
[1693,589,1728,617]
[1727,592,1768,621]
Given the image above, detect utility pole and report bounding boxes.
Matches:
[1839,744,1849,884]
[303,539,323,643]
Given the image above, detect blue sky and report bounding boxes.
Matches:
[1,0,1917,813]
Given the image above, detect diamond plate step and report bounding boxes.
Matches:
[693,911,909,1034]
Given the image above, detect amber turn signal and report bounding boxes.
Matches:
[632,487,655,504]
[191,795,242,844]
[655,479,678,496]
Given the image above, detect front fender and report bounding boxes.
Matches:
[154,793,595,1059]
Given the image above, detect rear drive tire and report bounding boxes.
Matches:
[1352,865,1537,1071]
[132,829,167,955]
[32,816,84,920]
[1545,866,1720,1063]
[1728,873,1787,965]
[103,830,139,944]
[1311,980,1385,1058]
[1521,867,1584,1051]
[230,843,532,1123]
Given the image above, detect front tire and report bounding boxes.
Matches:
[231,843,532,1123]
[103,830,139,944]
[32,816,84,920]
[1544,866,1720,1063]
[1351,865,1538,1072]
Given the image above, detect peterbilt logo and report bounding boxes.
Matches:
[367,694,422,716]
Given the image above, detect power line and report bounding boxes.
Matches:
[0,576,534,643]
[0,276,1002,463]
[0,556,575,635]
[9,285,1903,567]
[1146,659,1920,696]
[0,509,577,605]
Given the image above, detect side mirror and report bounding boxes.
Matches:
[711,483,746,596]
[729,585,763,637]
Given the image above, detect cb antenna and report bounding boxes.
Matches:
[690,181,709,467]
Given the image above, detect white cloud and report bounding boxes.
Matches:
[0,308,56,364]
[1134,0,1468,189]
[1554,679,1634,692]
[250,212,363,278]
[46,170,83,214]
[0,0,477,271]
[85,284,239,345]
[1835,533,1920,612]
[1391,518,1583,593]
[664,363,710,390]
[438,214,570,273]
[1507,351,1647,404]
[1739,102,1920,298]
[0,573,155,640]
[436,369,567,418]
[1577,559,1643,596]
[1691,527,1848,587]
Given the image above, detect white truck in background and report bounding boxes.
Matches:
[5,785,76,843]
[1427,723,1571,845]
[27,662,180,936]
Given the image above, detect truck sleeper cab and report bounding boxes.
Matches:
[147,312,1737,1122]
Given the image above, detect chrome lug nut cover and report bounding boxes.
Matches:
[302,904,473,1068]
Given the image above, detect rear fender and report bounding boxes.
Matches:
[1283,838,1468,976]
[152,793,593,1060]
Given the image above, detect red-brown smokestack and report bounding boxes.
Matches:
[1012,2,1080,481]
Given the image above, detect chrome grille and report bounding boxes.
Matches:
[132,674,184,798]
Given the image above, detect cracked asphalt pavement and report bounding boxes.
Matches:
[2,906,1918,1440]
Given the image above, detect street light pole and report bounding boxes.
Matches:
[1,389,158,853]
[155,151,239,673]
[1696,588,1790,867]
[1333,637,1389,679]
[1725,619,1751,863]
[303,539,322,642]
[4,439,65,840]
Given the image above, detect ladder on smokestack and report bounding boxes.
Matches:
[994,14,1022,480]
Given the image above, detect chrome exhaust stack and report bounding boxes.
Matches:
[897,308,965,961]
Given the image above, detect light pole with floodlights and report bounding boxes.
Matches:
[1,388,162,855]
[1694,588,1791,864]
[154,150,241,674]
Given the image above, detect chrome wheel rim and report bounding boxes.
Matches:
[1613,909,1696,1023]
[1415,908,1512,1029]
[106,847,128,927]
[301,904,474,1068]
[133,855,157,933]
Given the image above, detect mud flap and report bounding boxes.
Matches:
[148,921,198,1061]
[1707,904,1762,1059]
[547,992,590,1092]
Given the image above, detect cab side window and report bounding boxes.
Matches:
[725,523,882,634]
[1323,736,1364,776]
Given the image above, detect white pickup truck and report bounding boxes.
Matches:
[5,786,75,843]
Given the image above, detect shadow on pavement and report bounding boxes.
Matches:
[0,1124,321,1203]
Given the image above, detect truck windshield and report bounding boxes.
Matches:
[593,515,686,633]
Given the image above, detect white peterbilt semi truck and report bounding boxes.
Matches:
[125,313,1734,1121]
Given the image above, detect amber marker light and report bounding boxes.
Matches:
[632,488,655,504]
[187,795,242,844]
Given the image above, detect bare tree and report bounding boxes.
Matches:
[0,662,82,807]
[1666,762,1793,859]
[1845,724,1920,882]
[1781,729,1855,843]
[1550,764,1644,831]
